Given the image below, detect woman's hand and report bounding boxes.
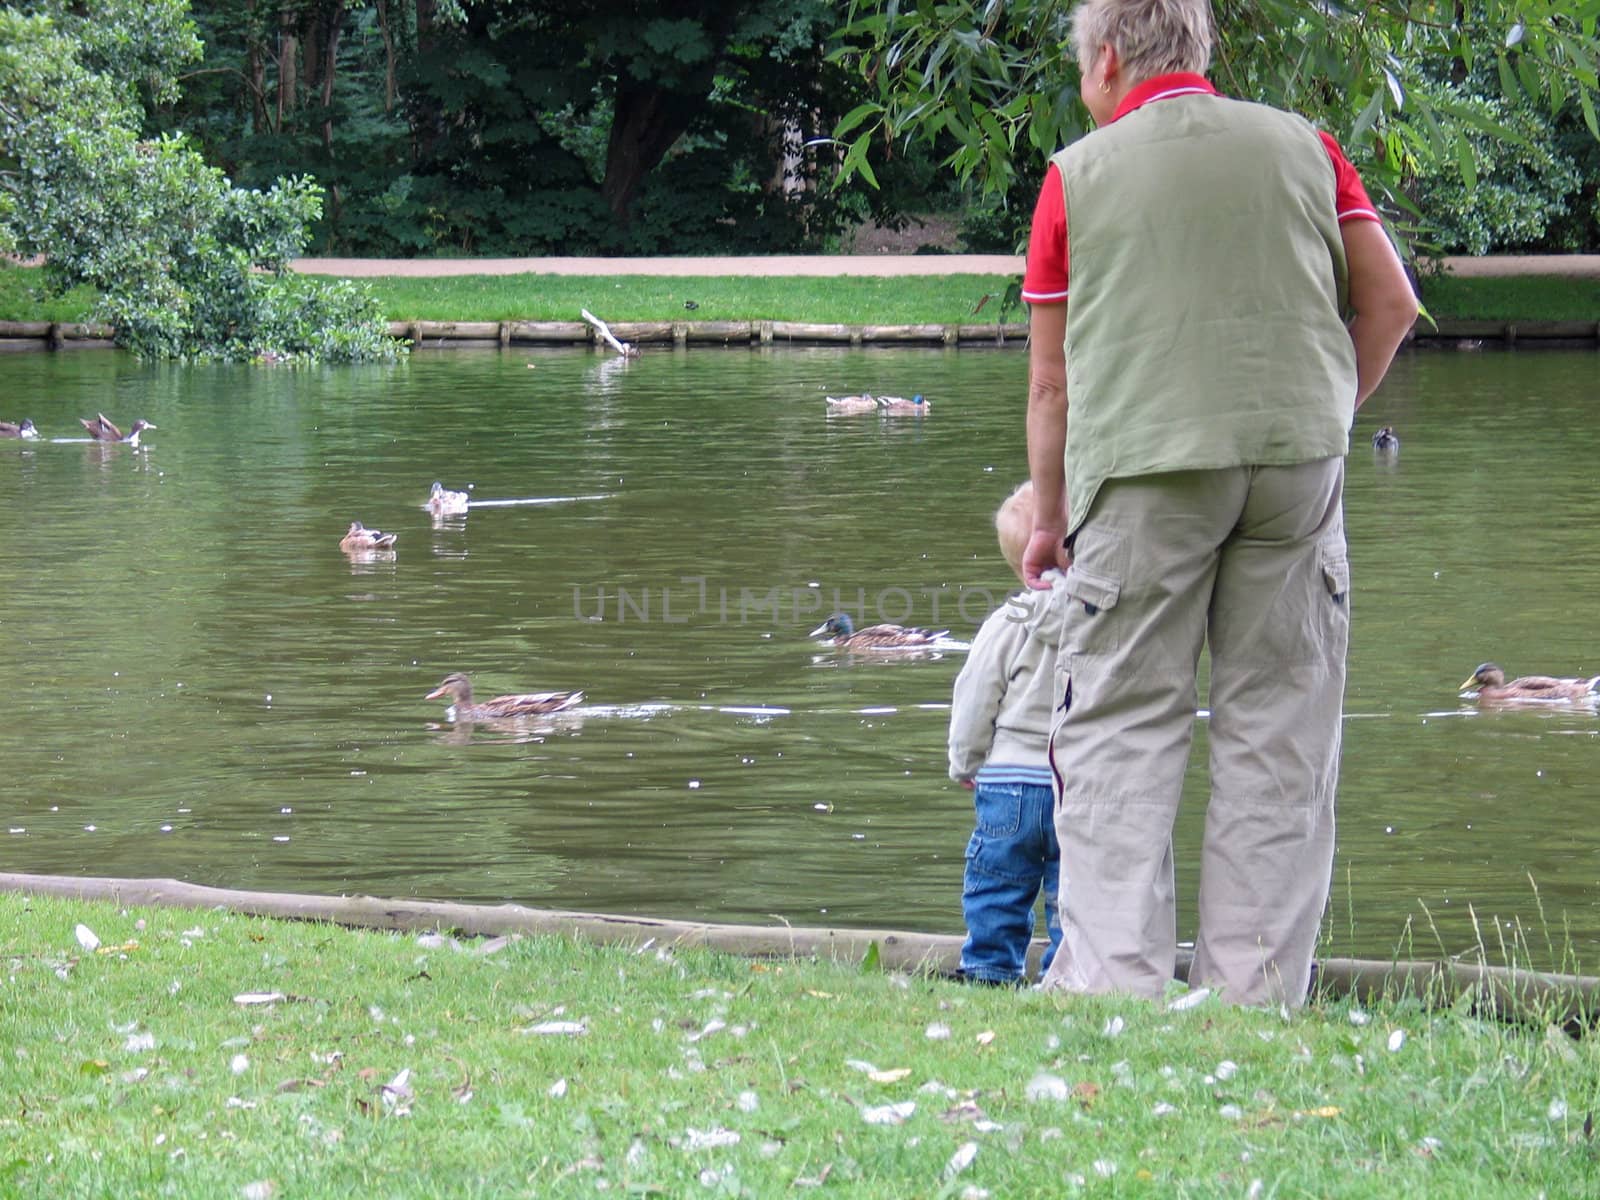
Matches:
[1022,524,1072,589]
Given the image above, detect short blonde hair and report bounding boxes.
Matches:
[1071,0,1215,82]
[995,481,1034,583]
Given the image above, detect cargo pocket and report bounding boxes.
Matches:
[1058,564,1122,655]
[1316,541,1351,656]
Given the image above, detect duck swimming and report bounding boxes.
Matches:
[809,612,949,650]
[425,481,470,515]
[425,672,585,721]
[877,394,929,415]
[1459,662,1600,703]
[339,521,398,552]
[1372,426,1400,451]
[79,413,157,446]
[0,418,39,439]
[825,394,879,414]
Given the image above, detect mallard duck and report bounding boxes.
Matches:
[809,612,948,650]
[339,521,398,552]
[878,394,929,415]
[1372,426,1400,451]
[425,672,585,721]
[1459,662,1600,703]
[0,418,39,440]
[425,481,470,515]
[79,413,157,446]
[825,394,880,414]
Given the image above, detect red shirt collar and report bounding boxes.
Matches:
[1109,72,1217,123]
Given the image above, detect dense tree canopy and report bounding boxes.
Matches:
[172,0,919,255]
[0,0,396,360]
[828,0,1600,252]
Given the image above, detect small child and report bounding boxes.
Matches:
[947,481,1065,984]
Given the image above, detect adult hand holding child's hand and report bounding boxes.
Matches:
[1022,525,1072,590]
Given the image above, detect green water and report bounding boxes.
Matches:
[1,346,1597,967]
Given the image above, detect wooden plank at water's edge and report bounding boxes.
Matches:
[3,872,1596,1023]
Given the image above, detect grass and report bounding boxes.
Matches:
[1414,273,1600,322]
[5,260,1599,327]
[353,274,1020,326]
[3,892,1598,1198]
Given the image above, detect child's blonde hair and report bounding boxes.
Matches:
[995,480,1034,583]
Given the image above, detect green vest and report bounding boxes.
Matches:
[1051,94,1357,536]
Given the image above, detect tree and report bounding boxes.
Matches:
[0,0,396,361]
[827,0,1600,250]
[173,0,898,255]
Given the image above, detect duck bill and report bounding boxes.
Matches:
[425,685,449,701]
[807,622,832,638]
[1457,676,1478,692]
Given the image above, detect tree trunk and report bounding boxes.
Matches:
[320,3,344,154]
[277,3,299,119]
[375,0,397,113]
[599,80,706,226]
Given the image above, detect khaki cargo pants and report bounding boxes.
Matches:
[1040,457,1349,1007]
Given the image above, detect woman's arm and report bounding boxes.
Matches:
[1343,220,1419,409]
[1023,301,1072,589]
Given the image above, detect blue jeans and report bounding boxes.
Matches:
[960,779,1062,983]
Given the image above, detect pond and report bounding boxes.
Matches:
[1,345,1597,970]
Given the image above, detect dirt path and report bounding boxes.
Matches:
[290,255,1025,277]
[290,253,1600,278]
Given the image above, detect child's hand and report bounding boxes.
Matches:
[961,779,976,791]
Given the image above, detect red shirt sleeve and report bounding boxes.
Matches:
[1318,132,1380,223]
[1021,163,1069,303]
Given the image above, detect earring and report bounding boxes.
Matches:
[1099,79,1111,94]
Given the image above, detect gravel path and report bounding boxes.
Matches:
[289,253,1600,278]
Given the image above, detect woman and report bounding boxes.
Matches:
[1020,0,1418,1006]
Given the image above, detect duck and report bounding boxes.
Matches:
[425,481,470,516]
[1458,662,1600,703]
[809,612,949,650]
[339,521,398,552]
[825,394,879,414]
[877,394,930,415]
[79,413,157,447]
[0,418,40,440]
[1371,426,1400,451]
[425,672,585,721]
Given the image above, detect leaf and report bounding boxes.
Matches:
[74,923,100,952]
[868,1067,912,1084]
[1382,68,1404,111]
[1506,22,1525,49]
[834,102,884,140]
[860,940,882,973]
[1452,129,1477,192]
[1350,88,1385,143]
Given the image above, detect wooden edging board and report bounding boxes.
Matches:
[2,872,1595,1024]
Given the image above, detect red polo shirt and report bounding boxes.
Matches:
[1021,73,1381,304]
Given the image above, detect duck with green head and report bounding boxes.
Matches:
[809,612,948,651]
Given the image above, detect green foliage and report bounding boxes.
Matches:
[829,0,1600,255]
[1409,86,1585,254]
[170,0,920,256]
[0,3,397,362]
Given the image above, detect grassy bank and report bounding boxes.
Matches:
[4,262,1597,327]
[3,892,1596,1198]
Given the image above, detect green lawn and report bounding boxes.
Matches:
[3,892,1597,1198]
[4,260,1597,326]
